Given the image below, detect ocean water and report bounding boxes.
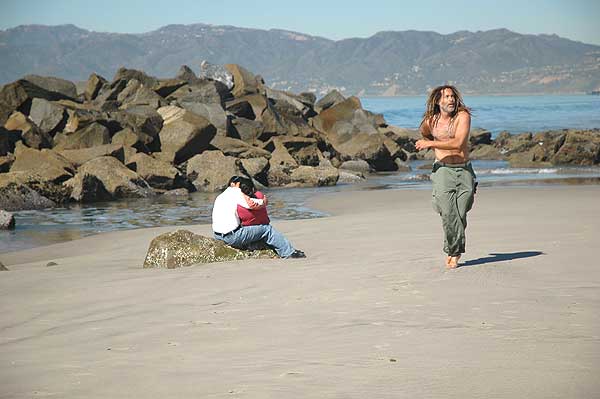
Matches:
[361,94,600,136]
[2,95,600,254]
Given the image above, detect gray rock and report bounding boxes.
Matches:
[334,132,397,171]
[289,165,339,187]
[470,128,492,146]
[143,229,276,269]
[0,209,15,230]
[65,156,154,202]
[157,106,217,164]
[53,122,111,150]
[231,117,264,144]
[28,98,68,135]
[298,92,317,106]
[315,90,345,113]
[111,127,152,152]
[0,182,56,211]
[23,75,77,99]
[264,136,321,166]
[153,79,186,98]
[117,79,167,110]
[10,142,75,183]
[180,101,228,135]
[339,159,372,174]
[210,136,271,159]
[240,157,269,185]
[0,170,71,205]
[176,65,200,84]
[58,144,125,166]
[187,150,247,192]
[111,67,159,89]
[84,73,108,101]
[337,170,365,184]
[172,81,231,109]
[0,79,69,114]
[125,153,184,190]
[226,100,255,119]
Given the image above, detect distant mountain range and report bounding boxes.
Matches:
[1,23,599,95]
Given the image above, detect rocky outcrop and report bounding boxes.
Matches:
[143,229,276,268]
[0,182,56,211]
[290,165,339,187]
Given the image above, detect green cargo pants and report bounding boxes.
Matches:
[431,162,476,256]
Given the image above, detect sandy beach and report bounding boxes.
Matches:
[1,185,599,398]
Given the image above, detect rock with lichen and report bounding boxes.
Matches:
[143,229,277,269]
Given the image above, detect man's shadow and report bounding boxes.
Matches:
[460,251,544,267]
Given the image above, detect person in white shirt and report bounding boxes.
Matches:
[212,176,306,258]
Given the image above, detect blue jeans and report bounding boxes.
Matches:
[214,224,295,258]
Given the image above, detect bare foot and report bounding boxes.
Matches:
[446,255,461,269]
[445,256,452,267]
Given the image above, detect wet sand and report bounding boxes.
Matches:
[1,185,599,398]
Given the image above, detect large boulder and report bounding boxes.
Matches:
[230,117,264,144]
[240,157,269,185]
[312,96,380,139]
[0,170,71,205]
[226,94,268,122]
[143,229,276,269]
[58,144,125,166]
[209,136,271,159]
[111,127,152,152]
[65,156,154,202]
[22,75,77,99]
[4,111,52,149]
[169,79,231,106]
[125,153,185,190]
[186,150,247,192]
[0,79,71,115]
[108,106,163,151]
[84,73,108,101]
[224,64,263,98]
[10,142,75,183]
[28,98,68,136]
[116,79,167,109]
[470,128,493,146]
[334,132,397,171]
[289,165,339,187]
[0,182,56,211]
[315,90,345,113]
[152,79,187,98]
[266,88,315,118]
[180,101,229,135]
[157,106,217,164]
[111,67,159,89]
[0,209,16,230]
[53,122,111,150]
[264,136,321,166]
[226,100,255,119]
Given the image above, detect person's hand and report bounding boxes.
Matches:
[415,139,431,151]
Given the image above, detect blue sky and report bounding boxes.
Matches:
[2,0,599,45]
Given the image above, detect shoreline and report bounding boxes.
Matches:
[1,185,599,397]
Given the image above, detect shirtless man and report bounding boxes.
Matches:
[415,85,476,269]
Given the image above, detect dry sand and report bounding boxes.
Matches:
[1,185,599,398]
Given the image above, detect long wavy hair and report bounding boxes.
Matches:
[420,85,471,137]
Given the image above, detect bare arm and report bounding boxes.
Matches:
[419,119,434,140]
[237,190,266,210]
[415,112,471,151]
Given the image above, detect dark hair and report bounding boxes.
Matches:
[419,85,471,136]
[228,175,242,186]
[238,177,256,197]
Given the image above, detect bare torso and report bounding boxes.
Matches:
[429,114,469,163]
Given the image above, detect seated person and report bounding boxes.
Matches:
[211,176,305,259]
